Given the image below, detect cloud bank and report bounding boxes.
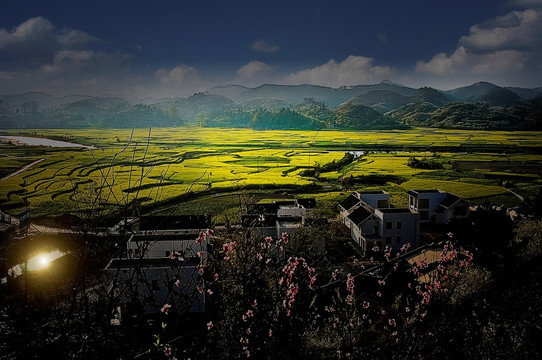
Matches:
[284,55,393,88]
[415,7,542,86]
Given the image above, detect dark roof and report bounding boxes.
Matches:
[359,190,387,195]
[139,215,211,231]
[297,198,316,209]
[347,206,373,225]
[438,193,463,208]
[339,194,360,210]
[247,203,279,215]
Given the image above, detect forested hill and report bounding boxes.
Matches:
[1,81,541,130]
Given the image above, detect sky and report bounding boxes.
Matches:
[1,0,542,97]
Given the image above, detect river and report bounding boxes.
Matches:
[0,135,95,149]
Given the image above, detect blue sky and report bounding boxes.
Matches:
[1,0,541,97]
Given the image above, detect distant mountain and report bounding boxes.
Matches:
[422,102,531,129]
[386,102,440,126]
[208,85,251,101]
[166,93,235,124]
[292,98,334,124]
[0,92,92,111]
[478,88,525,107]
[345,90,410,113]
[233,81,417,107]
[506,87,542,101]
[333,102,401,130]
[236,97,292,111]
[446,81,501,102]
[1,81,541,130]
[411,87,452,107]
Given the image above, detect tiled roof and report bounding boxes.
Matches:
[339,194,360,210]
[297,198,316,209]
[439,193,462,208]
[347,206,373,225]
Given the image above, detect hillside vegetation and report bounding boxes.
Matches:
[1,81,541,130]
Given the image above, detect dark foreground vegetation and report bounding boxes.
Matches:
[1,200,541,359]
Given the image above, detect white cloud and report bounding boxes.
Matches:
[415,8,542,84]
[0,16,99,59]
[284,55,393,87]
[250,39,280,53]
[155,64,199,86]
[470,50,530,74]
[415,47,468,75]
[459,9,542,52]
[237,60,274,79]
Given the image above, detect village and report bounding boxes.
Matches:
[0,187,514,318]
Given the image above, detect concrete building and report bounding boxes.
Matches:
[407,190,470,223]
[104,215,210,318]
[340,191,419,256]
[243,198,316,239]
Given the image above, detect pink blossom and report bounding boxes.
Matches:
[174,279,181,287]
[269,329,273,337]
[195,231,205,244]
[214,273,219,281]
[161,304,171,314]
[207,288,213,295]
[207,321,213,330]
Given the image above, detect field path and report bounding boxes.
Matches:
[0,158,45,182]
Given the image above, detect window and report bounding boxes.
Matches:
[454,206,467,216]
[378,199,388,208]
[418,199,429,209]
[386,222,392,229]
[386,236,392,244]
[395,236,402,244]
[396,221,402,229]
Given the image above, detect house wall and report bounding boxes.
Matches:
[277,206,306,218]
[409,192,447,222]
[359,192,390,210]
[375,210,419,250]
[127,237,207,259]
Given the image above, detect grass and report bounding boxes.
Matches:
[1,127,541,217]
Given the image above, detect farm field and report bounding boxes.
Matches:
[1,127,541,222]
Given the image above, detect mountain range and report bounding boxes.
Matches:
[1,81,541,130]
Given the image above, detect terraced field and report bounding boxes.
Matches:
[1,127,541,220]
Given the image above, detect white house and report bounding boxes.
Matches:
[104,214,210,317]
[128,215,210,260]
[339,190,390,228]
[340,191,419,256]
[243,198,316,239]
[407,190,470,223]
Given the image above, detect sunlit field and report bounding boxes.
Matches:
[1,127,541,220]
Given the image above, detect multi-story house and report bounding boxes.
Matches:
[243,198,316,239]
[104,215,210,317]
[407,190,470,223]
[341,191,418,256]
